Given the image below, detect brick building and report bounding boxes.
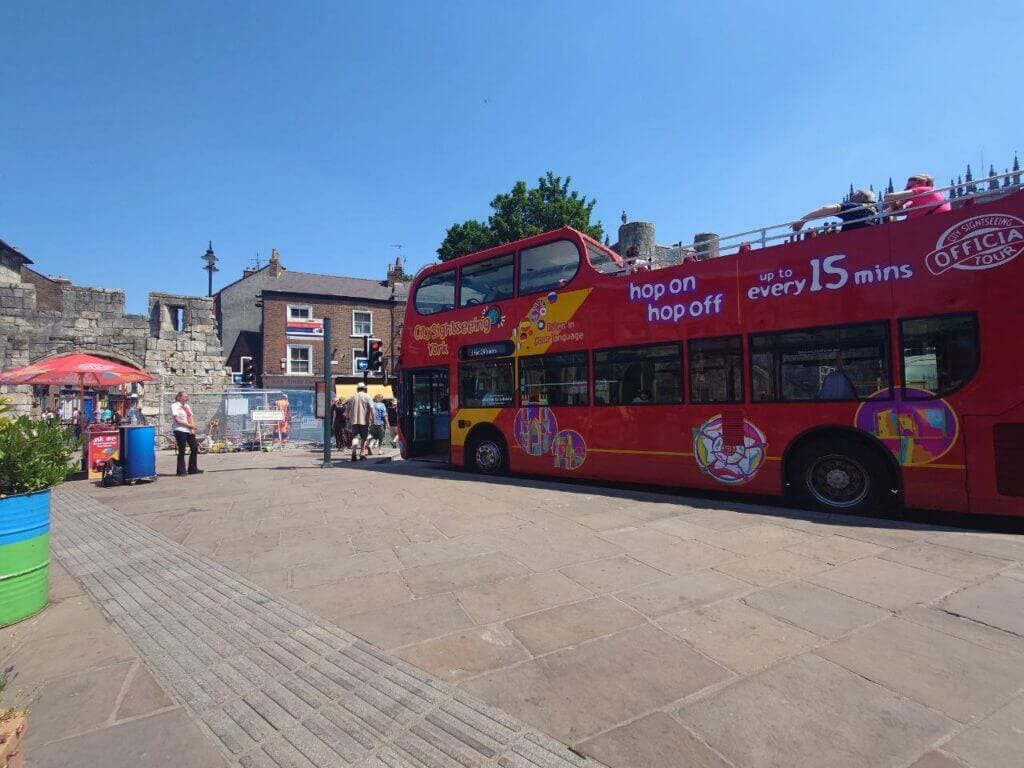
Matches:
[216,249,409,392]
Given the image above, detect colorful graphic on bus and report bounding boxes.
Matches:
[552,429,587,470]
[855,388,958,465]
[692,415,768,485]
[513,406,557,456]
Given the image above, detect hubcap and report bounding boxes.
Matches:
[806,454,869,508]
[475,441,502,472]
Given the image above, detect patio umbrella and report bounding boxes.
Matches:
[0,353,156,414]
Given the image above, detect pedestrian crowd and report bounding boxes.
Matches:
[331,383,398,461]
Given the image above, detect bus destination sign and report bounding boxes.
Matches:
[460,341,514,360]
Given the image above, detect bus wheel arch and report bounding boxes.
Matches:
[464,424,509,475]
[782,426,901,514]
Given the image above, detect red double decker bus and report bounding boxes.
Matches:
[397,177,1024,516]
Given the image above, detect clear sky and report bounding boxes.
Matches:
[2,1,1021,313]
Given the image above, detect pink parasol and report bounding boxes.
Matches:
[0,352,155,390]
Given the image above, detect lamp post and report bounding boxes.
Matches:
[202,241,219,297]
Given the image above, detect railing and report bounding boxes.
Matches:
[638,169,1024,268]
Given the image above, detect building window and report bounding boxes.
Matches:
[459,358,515,407]
[352,310,373,337]
[168,305,186,331]
[414,269,457,315]
[519,240,580,295]
[460,254,515,307]
[900,313,978,398]
[519,352,589,407]
[287,345,313,375]
[688,336,744,404]
[750,322,890,402]
[287,304,313,321]
[594,343,682,405]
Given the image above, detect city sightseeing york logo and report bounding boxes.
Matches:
[925,213,1024,275]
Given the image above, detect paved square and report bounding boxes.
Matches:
[8,449,1023,768]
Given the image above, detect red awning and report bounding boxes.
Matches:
[0,353,156,388]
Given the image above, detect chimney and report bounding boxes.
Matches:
[268,249,283,278]
[386,255,407,288]
[242,268,255,278]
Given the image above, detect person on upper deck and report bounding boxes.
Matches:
[883,173,951,218]
[791,189,879,233]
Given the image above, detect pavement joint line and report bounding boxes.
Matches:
[50,486,602,768]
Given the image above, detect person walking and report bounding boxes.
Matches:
[170,390,202,476]
[346,382,374,461]
[371,393,389,456]
[331,396,349,449]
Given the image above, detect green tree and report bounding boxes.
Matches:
[438,172,603,261]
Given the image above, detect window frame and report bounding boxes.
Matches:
[748,320,892,404]
[351,310,373,337]
[687,335,745,405]
[459,253,516,308]
[592,342,684,406]
[517,351,591,407]
[286,344,313,376]
[898,311,980,400]
[516,239,582,298]
[413,268,458,316]
[287,304,314,321]
[458,357,517,409]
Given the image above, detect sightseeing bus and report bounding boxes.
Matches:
[397,176,1024,516]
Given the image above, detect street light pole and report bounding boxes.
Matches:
[201,241,219,297]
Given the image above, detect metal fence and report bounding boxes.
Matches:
[157,388,324,451]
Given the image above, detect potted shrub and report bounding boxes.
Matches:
[0,398,79,627]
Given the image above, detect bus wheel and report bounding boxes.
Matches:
[789,438,892,515]
[467,431,508,475]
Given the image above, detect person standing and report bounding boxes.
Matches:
[346,383,374,461]
[127,395,147,425]
[170,391,202,476]
[331,397,349,450]
[371,394,389,456]
[275,393,291,444]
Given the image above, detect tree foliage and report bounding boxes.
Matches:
[438,173,604,261]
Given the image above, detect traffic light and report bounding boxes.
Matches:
[241,358,255,386]
[368,339,383,372]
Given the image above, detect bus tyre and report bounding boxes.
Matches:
[789,438,893,515]
[467,431,508,475]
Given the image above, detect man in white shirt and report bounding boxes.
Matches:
[170,391,202,476]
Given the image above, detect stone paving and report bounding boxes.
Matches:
[19,450,1024,767]
[41,485,596,767]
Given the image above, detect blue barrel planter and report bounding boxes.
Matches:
[0,488,51,627]
[120,425,156,481]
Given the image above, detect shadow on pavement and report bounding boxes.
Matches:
[346,457,1024,536]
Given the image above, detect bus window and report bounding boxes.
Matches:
[460,254,514,307]
[459,358,515,407]
[519,240,580,295]
[750,323,890,402]
[586,242,624,275]
[519,351,589,406]
[414,269,456,315]
[688,336,743,404]
[900,313,978,398]
[594,343,682,405]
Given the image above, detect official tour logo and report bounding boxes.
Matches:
[925,213,1024,275]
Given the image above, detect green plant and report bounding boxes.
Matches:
[0,398,79,497]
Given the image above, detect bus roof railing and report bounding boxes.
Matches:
[647,170,1023,266]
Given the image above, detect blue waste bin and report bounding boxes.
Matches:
[119,425,157,482]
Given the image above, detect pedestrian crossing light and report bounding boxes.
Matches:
[368,339,383,372]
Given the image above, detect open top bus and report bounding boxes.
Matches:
[398,175,1024,516]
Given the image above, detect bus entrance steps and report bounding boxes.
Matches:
[51,487,599,768]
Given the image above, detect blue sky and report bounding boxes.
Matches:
[2,1,1021,313]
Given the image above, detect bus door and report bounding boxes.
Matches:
[402,368,450,459]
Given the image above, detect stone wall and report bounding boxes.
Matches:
[0,277,229,416]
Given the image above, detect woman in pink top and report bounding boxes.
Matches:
[883,173,952,218]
